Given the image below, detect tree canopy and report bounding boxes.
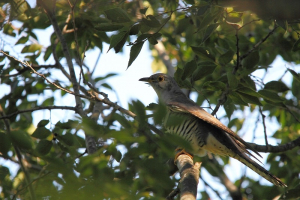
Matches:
[1,0,300,199]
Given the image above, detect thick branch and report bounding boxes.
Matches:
[247,136,300,153]
[176,154,201,200]
[41,3,84,116]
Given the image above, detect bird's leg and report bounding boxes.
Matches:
[174,147,194,164]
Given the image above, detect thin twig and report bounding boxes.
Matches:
[259,106,269,147]
[0,106,76,120]
[240,24,278,61]
[166,186,180,200]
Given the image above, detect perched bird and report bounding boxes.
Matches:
[139,73,286,187]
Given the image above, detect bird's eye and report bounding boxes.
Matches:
[158,76,164,82]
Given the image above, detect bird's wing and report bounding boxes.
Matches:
[167,101,262,159]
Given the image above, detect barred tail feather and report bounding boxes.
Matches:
[231,153,287,187]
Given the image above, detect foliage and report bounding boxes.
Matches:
[0,0,300,199]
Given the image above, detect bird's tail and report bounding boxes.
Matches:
[230,152,287,187]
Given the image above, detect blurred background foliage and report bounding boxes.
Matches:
[0,0,300,199]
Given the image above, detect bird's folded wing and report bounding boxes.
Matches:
[167,101,262,158]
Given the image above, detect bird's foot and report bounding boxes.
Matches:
[174,148,193,164]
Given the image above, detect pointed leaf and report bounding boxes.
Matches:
[288,69,300,82]
[127,41,144,68]
[104,8,131,23]
[37,120,50,127]
[264,81,289,92]
[35,140,52,155]
[182,60,197,80]
[10,130,33,150]
[32,127,52,139]
[258,89,284,102]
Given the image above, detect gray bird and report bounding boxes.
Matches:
[139,73,286,187]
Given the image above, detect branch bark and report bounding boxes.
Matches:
[176,154,201,200]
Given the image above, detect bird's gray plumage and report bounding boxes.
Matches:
[139,73,286,187]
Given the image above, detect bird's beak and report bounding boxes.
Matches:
[139,77,152,83]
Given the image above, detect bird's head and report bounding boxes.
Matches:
[139,73,185,103]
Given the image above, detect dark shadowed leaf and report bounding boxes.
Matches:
[236,92,262,105]
[182,59,197,80]
[94,23,124,32]
[288,69,300,82]
[242,51,259,69]
[127,41,144,68]
[32,127,52,139]
[219,50,234,66]
[10,130,33,150]
[37,119,50,127]
[192,62,217,81]
[0,131,11,155]
[104,8,131,23]
[108,30,128,52]
[35,140,52,155]
[258,89,284,102]
[264,81,289,92]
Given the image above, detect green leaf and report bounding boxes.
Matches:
[258,89,284,102]
[236,87,260,97]
[202,23,219,43]
[192,62,217,81]
[42,97,54,106]
[114,32,129,53]
[127,41,144,69]
[104,8,131,23]
[131,100,146,128]
[10,130,33,150]
[264,81,289,92]
[227,70,239,89]
[21,44,43,53]
[35,140,52,155]
[228,93,249,106]
[182,59,197,80]
[219,50,234,66]
[43,46,52,61]
[143,15,161,27]
[140,8,148,15]
[224,99,236,120]
[202,81,226,91]
[226,12,243,23]
[242,51,259,69]
[108,30,128,52]
[94,73,117,83]
[191,46,215,62]
[0,131,11,155]
[37,119,50,127]
[55,120,77,129]
[32,127,52,139]
[15,35,29,45]
[113,113,132,129]
[198,7,222,30]
[129,23,140,35]
[94,23,124,32]
[58,132,74,146]
[288,69,300,82]
[236,92,262,105]
[292,39,300,52]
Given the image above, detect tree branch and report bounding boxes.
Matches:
[240,24,278,61]
[0,106,76,120]
[176,154,201,200]
[40,1,85,116]
[247,136,300,153]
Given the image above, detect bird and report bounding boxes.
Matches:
[139,73,287,187]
